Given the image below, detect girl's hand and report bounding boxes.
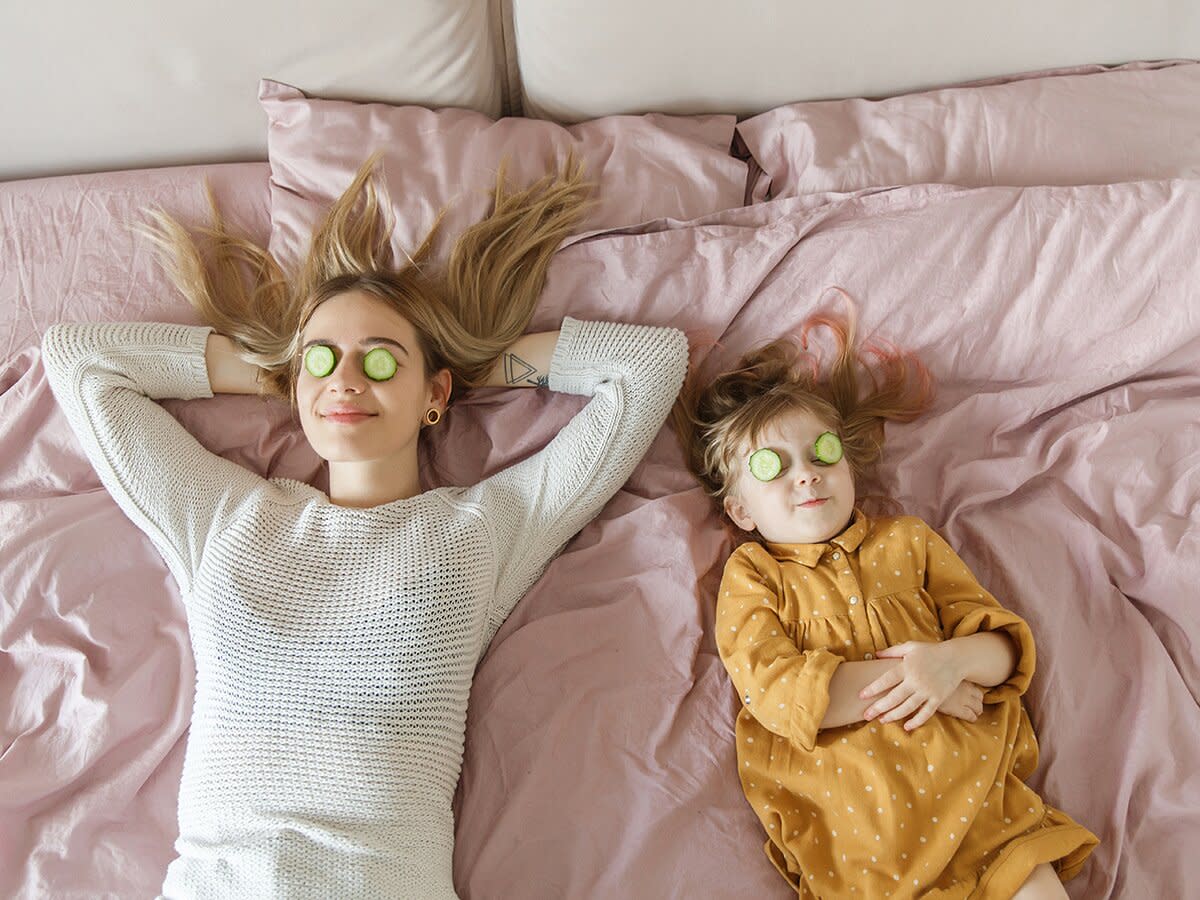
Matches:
[859,640,968,731]
[937,681,984,722]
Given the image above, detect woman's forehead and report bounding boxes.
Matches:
[303,290,415,343]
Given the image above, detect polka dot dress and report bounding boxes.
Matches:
[715,509,1098,897]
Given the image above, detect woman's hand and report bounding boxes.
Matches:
[859,640,969,731]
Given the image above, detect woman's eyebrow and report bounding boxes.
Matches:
[302,337,409,356]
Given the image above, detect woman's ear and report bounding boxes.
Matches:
[428,368,453,411]
[723,493,757,533]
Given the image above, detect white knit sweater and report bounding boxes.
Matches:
[41,316,688,899]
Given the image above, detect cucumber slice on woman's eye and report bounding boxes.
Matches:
[363,347,398,381]
[814,431,843,464]
[304,345,336,378]
[748,448,782,482]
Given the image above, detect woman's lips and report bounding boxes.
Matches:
[799,498,828,508]
[324,413,375,425]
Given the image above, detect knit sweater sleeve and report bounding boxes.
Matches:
[41,322,265,595]
[471,316,689,644]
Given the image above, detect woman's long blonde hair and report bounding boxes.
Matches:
[138,152,596,410]
[671,289,936,520]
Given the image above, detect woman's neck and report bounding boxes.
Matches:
[327,452,422,508]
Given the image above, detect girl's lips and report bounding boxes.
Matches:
[799,498,828,508]
[324,413,375,425]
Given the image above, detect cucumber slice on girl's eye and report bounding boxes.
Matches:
[304,345,336,378]
[363,347,398,381]
[814,431,843,464]
[748,448,782,482]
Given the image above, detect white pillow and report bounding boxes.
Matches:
[1,0,504,180]
[507,0,1200,121]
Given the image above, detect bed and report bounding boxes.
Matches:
[2,3,1198,897]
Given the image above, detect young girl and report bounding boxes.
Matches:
[673,296,1098,898]
[41,155,688,898]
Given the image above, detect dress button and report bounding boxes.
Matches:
[849,596,859,604]
[832,552,841,560]
[865,653,874,659]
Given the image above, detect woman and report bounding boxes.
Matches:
[41,155,689,898]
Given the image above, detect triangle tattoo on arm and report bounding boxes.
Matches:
[504,352,541,386]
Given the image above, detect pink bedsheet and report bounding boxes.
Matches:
[735,59,1200,201]
[3,165,1198,900]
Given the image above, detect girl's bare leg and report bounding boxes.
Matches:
[1010,862,1070,900]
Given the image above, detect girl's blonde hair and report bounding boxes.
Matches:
[138,152,595,410]
[672,289,936,521]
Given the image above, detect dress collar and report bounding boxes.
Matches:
[762,507,870,567]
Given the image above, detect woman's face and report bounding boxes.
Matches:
[723,406,856,544]
[295,289,450,463]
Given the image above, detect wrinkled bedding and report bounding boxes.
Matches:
[454,178,1200,899]
[2,164,1198,900]
[736,59,1200,200]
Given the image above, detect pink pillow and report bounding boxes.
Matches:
[261,79,748,268]
[736,59,1200,201]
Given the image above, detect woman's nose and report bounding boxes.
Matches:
[327,358,368,392]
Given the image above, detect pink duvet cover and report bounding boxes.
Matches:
[2,165,1198,900]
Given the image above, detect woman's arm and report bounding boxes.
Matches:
[468,317,689,647]
[205,333,263,395]
[482,331,559,389]
[42,322,265,594]
[210,328,557,394]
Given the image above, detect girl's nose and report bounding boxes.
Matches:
[793,466,821,486]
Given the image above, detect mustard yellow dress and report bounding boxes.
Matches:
[716,508,1098,899]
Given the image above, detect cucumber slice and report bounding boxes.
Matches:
[304,345,335,378]
[363,347,398,381]
[814,431,843,464]
[748,448,782,482]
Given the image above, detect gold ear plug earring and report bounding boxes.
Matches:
[423,408,442,426]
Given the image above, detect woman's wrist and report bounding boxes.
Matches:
[483,331,560,389]
[205,333,262,395]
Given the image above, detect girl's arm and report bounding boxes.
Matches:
[828,658,987,730]
[821,659,907,729]
[920,520,1036,704]
[715,544,844,752]
[718,547,984,744]
[945,632,1018,687]
[853,519,1028,730]
[482,331,559,388]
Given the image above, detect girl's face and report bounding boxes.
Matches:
[295,289,450,464]
[723,406,856,544]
